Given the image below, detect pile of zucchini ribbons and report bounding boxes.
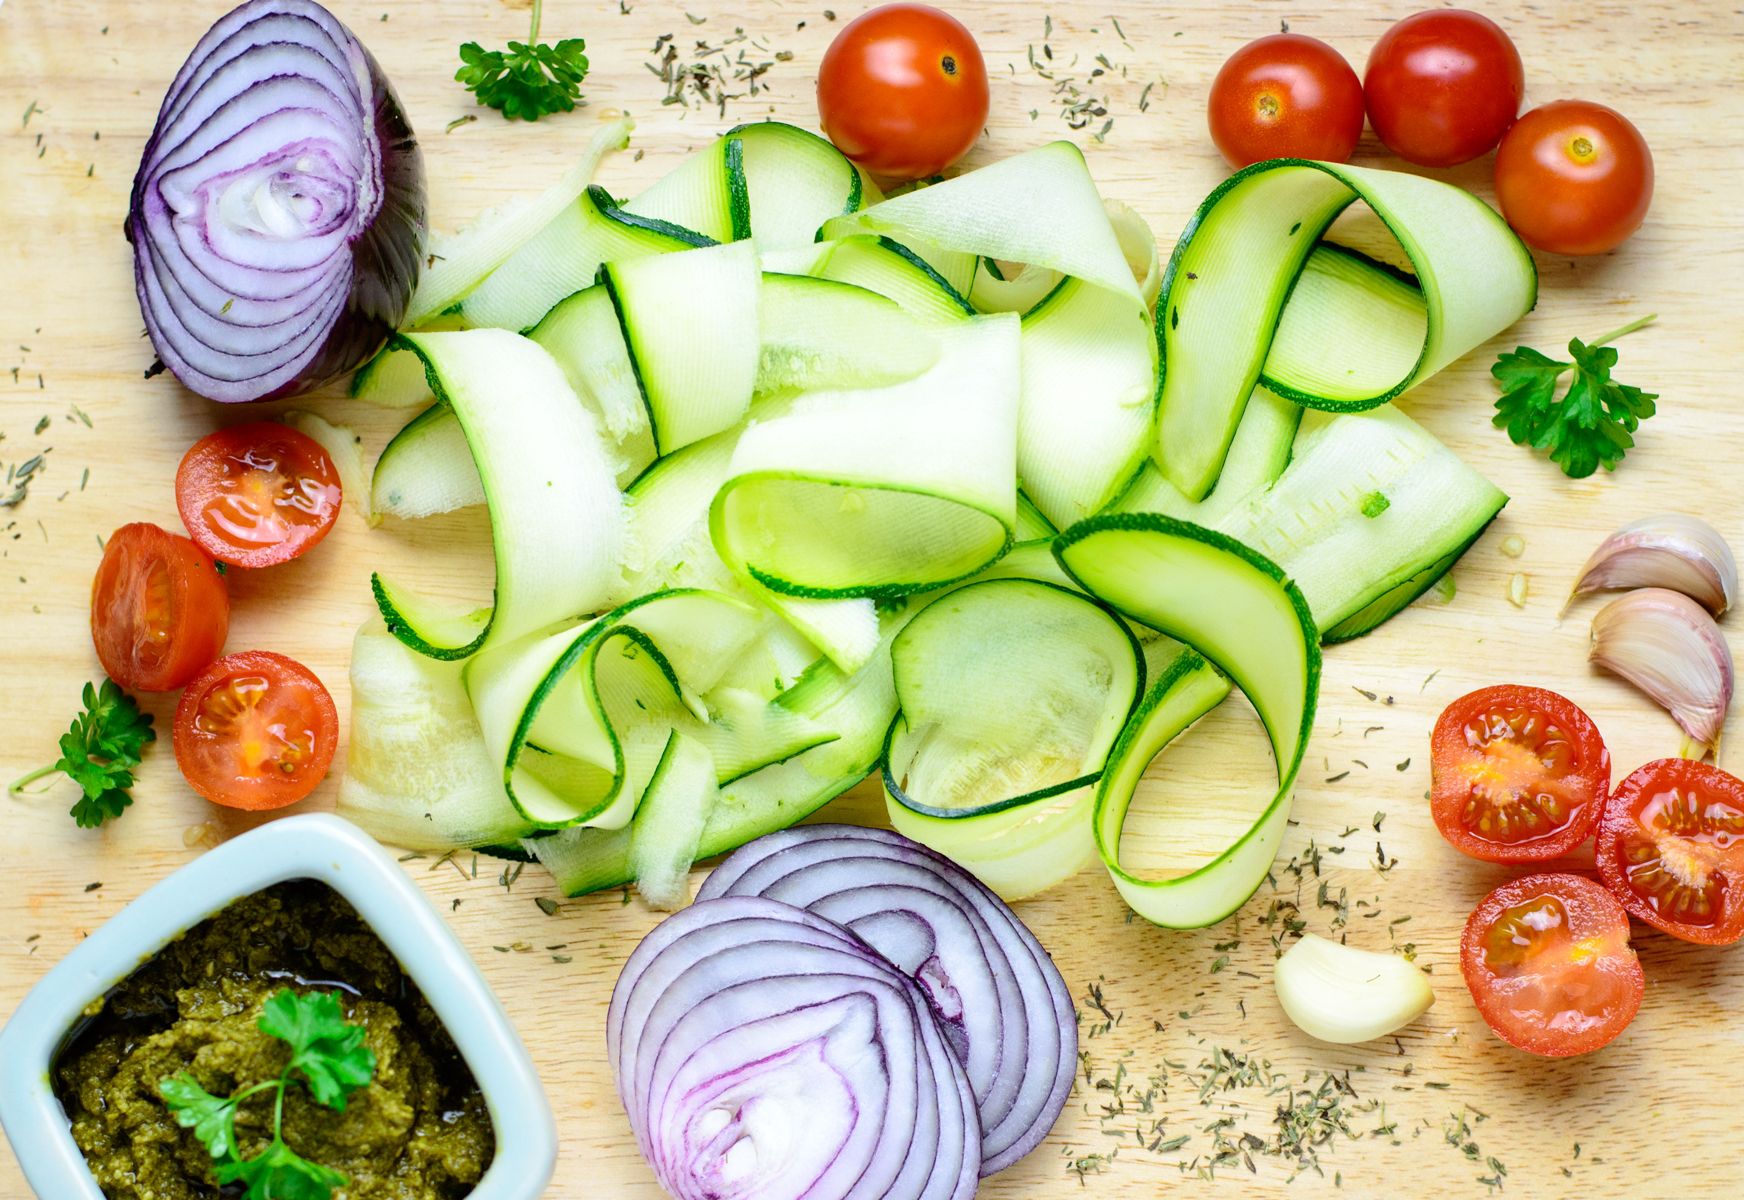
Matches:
[338,118,1534,925]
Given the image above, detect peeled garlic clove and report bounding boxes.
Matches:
[1273,934,1435,1044]
[1590,587,1735,749]
[1572,514,1737,616]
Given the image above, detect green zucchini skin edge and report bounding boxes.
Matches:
[712,474,1015,601]
[1153,157,1540,491]
[370,332,496,661]
[584,184,716,249]
[1054,512,1323,928]
[1319,508,1502,643]
[879,577,1146,821]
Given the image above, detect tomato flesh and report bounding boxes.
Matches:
[173,650,337,811]
[1430,685,1610,862]
[1598,758,1744,944]
[1461,873,1643,1057]
[1206,34,1365,168]
[1363,9,1524,167]
[816,3,990,182]
[1495,100,1653,256]
[176,422,341,569]
[90,522,229,692]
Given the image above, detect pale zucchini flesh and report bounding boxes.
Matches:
[1056,516,1321,928]
[1155,158,1537,500]
[371,329,625,661]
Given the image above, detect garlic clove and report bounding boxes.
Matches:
[1572,514,1737,616]
[1590,587,1735,750]
[1273,934,1435,1045]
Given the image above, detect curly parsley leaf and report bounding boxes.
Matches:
[260,989,376,1110]
[158,989,374,1200]
[456,0,588,121]
[216,1140,348,1200]
[159,1074,240,1161]
[1491,316,1659,478]
[9,679,155,828]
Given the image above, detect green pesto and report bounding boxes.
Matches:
[54,881,494,1199]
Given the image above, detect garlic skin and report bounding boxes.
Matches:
[1572,514,1737,616]
[1273,934,1435,1045]
[1590,588,1735,749]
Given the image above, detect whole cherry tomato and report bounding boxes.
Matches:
[817,3,990,181]
[1363,9,1524,167]
[1207,34,1365,168]
[1495,100,1653,255]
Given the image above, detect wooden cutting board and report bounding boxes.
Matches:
[4,0,1743,1195]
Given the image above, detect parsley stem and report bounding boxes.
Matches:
[7,764,59,795]
[1588,312,1657,348]
[527,0,542,43]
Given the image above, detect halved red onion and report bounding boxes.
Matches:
[129,0,426,402]
[608,897,979,1199]
[697,825,1076,1176]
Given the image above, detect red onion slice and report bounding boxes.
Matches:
[608,897,980,1200]
[697,825,1076,1175]
[129,0,425,402]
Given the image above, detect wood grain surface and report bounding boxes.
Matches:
[3,0,1743,1196]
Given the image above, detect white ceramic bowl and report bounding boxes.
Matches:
[0,812,556,1199]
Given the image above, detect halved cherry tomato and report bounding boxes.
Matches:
[1363,9,1524,167]
[1430,685,1611,862]
[173,650,338,811]
[1461,872,1643,1057]
[816,3,989,182]
[176,422,342,569]
[1206,34,1365,169]
[90,522,229,692]
[1495,101,1654,256]
[1597,758,1744,945]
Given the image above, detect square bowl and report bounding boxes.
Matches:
[0,812,556,1199]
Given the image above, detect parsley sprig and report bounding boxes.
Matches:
[456,0,589,121]
[160,989,377,1200]
[9,679,155,828]
[1491,314,1659,478]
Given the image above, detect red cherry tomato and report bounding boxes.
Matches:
[90,522,229,692]
[1460,872,1643,1057]
[816,3,990,182]
[1495,100,1653,255]
[176,422,342,569]
[1206,34,1364,168]
[173,651,338,811]
[1429,685,1611,863]
[1597,758,1744,945]
[1363,9,1524,167]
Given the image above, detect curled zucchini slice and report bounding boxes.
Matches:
[710,314,1020,600]
[463,589,837,830]
[371,329,625,661]
[883,579,1144,899]
[1156,158,1537,500]
[1056,515,1321,928]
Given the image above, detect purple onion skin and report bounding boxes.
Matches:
[128,0,427,403]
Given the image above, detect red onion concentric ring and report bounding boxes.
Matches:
[698,825,1077,1175]
[129,0,426,402]
[608,897,980,1199]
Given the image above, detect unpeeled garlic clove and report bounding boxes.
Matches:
[1572,514,1737,616]
[1590,587,1735,749]
[1273,934,1435,1045]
